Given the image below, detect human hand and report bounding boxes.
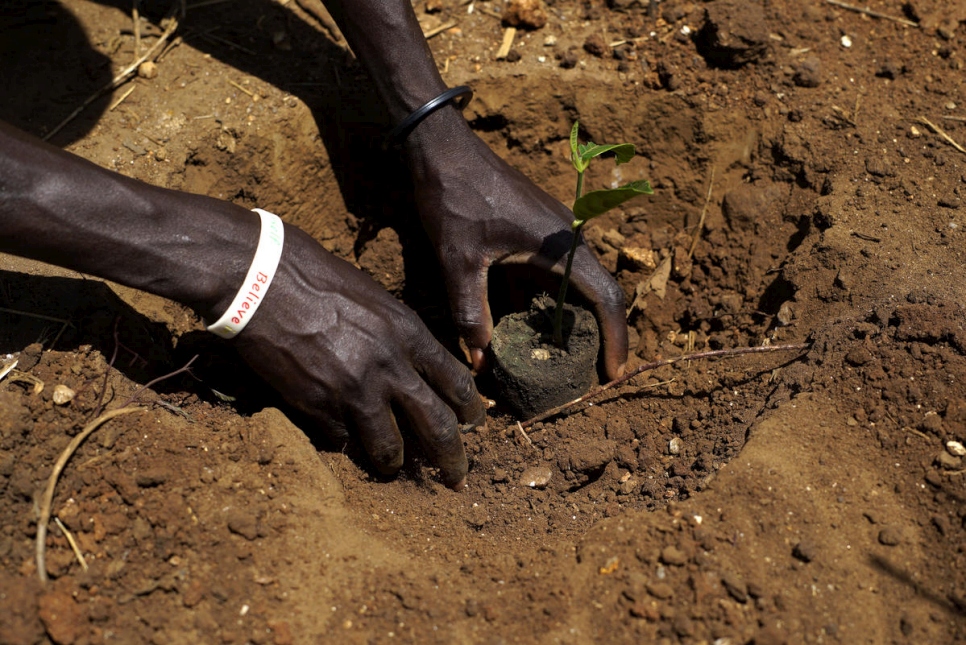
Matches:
[233,225,486,488]
[403,112,629,380]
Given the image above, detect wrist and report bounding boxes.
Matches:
[400,104,476,171]
[204,209,284,339]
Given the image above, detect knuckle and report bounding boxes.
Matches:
[600,279,627,312]
[453,370,478,407]
[426,406,459,446]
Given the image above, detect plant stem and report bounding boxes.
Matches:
[552,170,585,346]
[552,225,581,346]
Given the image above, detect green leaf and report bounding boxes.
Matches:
[579,142,636,166]
[570,121,580,159]
[573,180,653,222]
[570,121,588,173]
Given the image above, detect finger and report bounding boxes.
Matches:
[301,405,351,446]
[412,338,487,429]
[567,244,629,380]
[441,259,493,370]
[344,396,405,477]
[393,378,468,489]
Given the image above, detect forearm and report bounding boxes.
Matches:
[324,0,448,122]
[0,121,256,320]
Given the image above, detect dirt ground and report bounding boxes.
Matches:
[2,0,966,642]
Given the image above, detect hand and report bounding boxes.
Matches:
[233,225,486,488]
[404,110,629,380]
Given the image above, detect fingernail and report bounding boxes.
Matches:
[470,348,486,372]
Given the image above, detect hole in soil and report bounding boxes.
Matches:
[757,275,795,317]
[468,114,508,132]
[786,214,811,251]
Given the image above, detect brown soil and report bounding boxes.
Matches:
[2,1,966,643]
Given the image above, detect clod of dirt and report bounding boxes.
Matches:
[721,183,785,232]
[721,571,749,603]
[792,540,818,563]
[502,0,548,30]
[660,545,688,566]
[38,588,85,645]
[878,527,902,546]
[227,512,260,541]
[17,343,42,371]
[875,59,902,79]
[646,580,674,600]
[357,227,405,296]
[695,0,769,68]
[583,34,607,57]
[557,438,616,480]
[792,55,822,88]
[935,451,962,471]
[135,468,168,487]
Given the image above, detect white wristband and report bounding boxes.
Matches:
[206,208,284,339]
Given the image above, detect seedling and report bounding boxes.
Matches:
[552,122,653,346]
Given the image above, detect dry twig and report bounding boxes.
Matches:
[108,86,136,112]
[0,306,73,349]
[228,79,255,97]
[43,17,179,142]
[36,406,144,582]
[688,167,715,258]
[424,20,457,39]
[495,27,516,60]
[133,0,142,58]
[53,517,88,573]
[917,116,966,155]
[516,421,533,446]
[519,343,810,428]
[824,0,918,27]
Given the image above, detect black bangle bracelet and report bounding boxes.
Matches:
[383,85,473,150]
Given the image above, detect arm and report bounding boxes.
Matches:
[324,0,629,378]
[0,121,484,487]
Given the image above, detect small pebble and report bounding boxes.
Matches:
[668,437,683,455]
[52,384,75,405]
[137,61,158,79]
[840,35,852,48]
[530,348,551,361]
[776,302,794,326]
[519,465,552,488]
[947,440,966,457]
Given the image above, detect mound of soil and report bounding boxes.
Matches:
[2,0,965,643]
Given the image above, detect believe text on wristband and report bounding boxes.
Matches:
[206,208,284,339]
